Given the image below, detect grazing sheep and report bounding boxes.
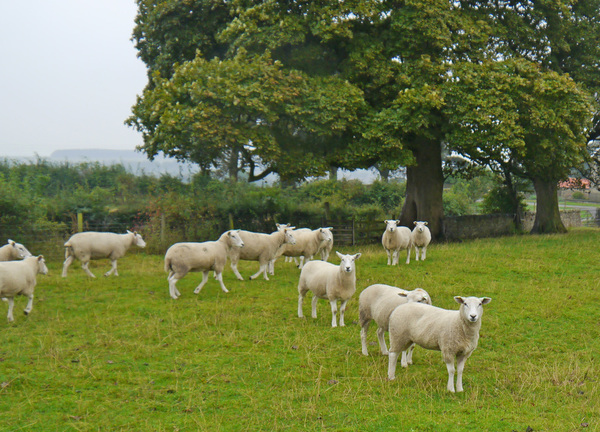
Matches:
[411,221,431,261]
[0,255,48,322]
[0,240,33,261]
[164,230,245,299]
[62,230,146,278]
[297,251,361,327]
[229,223,296,281]
[359,285,432,356]
[387,296,492,392]
[381,220,412,265]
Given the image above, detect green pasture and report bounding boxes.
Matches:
[1,229,599,431]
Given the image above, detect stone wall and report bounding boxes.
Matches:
[443,210,582,241]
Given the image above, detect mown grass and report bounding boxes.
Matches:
[1,229,599,431]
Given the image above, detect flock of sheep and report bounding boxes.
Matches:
[0,220,491,393]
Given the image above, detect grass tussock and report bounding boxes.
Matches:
[1,229,599,431]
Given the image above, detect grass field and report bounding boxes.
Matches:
[1,229,599,431]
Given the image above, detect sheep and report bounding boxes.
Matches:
[0,239,33,261]
[387,296,492,392]
[381,220,412,265]
[411,221,431,261]
[359,284,432,356]
[278,227,334,269]
[229,223,296,281]
[317,227,334,261]
[0,255,48,322]
[164,230,244,299]
[62,230,146,278]
[297,251,361,327]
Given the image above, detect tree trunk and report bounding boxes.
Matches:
[399,139,444,239]
[531,178,567,234]
[228,149,239,182]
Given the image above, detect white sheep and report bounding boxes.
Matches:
[297,251,361,327]
[317,227,334,261]
[62,230,146,278]
[411,221,431,261]
[387,296,492,392]
[0,255,48,322]
[164,230,245,299]
[359,284,432,356]
[229,223,296,281]
[381,220,412,265]
[0,239,33,261]
[281,227,334,269]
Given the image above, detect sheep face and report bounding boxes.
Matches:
[455,296,492,323]
[335,251,361,273]
[276,224,296,245]
[384,220,401,233]
[228,230,244,248]
[8,240,33,259]
[319,228,333,243]
[37,255,49,275]
[413,221,428,233]
[128,231,147,248]
[400,288,432,305]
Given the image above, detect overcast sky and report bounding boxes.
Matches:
[0,0,148,158]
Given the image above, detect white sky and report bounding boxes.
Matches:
[0,0,148,158]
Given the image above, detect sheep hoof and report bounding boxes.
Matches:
[23,311,29,315]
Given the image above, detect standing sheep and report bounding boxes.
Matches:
[0,240,33,261]
[164,230,245,299]
[297,251,361,328]
[381,220,412,265]
[387,296,492,392]
[0,255,48,322]
[411,221,431,261]
[317,227,334,261]
[279,227,334,269]
[359,284,432,356]
[229,223,296,281]
[62,230,146,278]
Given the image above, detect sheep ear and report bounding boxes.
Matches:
[398,292,408,298]
[413,221,417,226]
[424,222,428,225]
[37,255,44,261]
[326,227,333,230]
[336,251,343,259]
[289,226,296,230]
[454,296,465,305]
[127,230,133,234]
[384,220,389,224]
[396,220,401,224]
[481,297,492,305]
[353,253,362,260]
[9,240,15,246]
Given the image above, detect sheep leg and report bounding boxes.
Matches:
[455,354,468,392]
[230,262,244,281]
[421,246,427,261]
[406,343,415,365]
[297,292,306,318]
[23,294,34,315]
[415,247,421,261]
[168,276,180,300]
[249,263,269,281]
[444,355,457,393]
[311,296,319,319]
[82,261,96,278]
[386,250,392,265]
[193,271,210,294]
[62,255,74,277]
[215,272,229,293]
[405,248,411,265]
[297,256,305,269]
[392,250,399,266]
[6,298,15,322]
[338,299,348,327]
[360,321,370,356]
[329,300,338,327]
[104,259,118,277]
[376,327,389,355]
[388,351,399,380]
[268,260,275,276]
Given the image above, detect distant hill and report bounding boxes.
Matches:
[49,149,199,179]
[43,148,379,184]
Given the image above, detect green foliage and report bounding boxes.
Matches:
[1,230,600,430]
[481,184,527,215]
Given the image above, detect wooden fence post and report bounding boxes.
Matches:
[77,212,83,233]
[160,213,166,246]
